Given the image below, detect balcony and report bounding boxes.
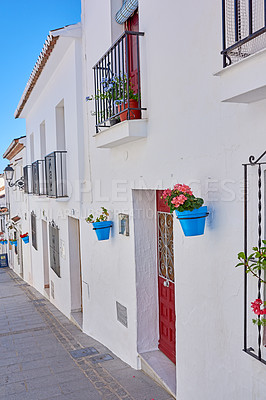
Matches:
[217,1,266,104]
[222,0,266,67]
[90,31,147,147]
[45,151,67,198]
[23,165,32,194]
[32,160,46,196]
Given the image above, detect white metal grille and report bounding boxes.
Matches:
[225,0,266,63]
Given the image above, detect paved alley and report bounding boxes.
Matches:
[0,268,173,400]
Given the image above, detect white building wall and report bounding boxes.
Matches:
[81,0,266,398]
[4,144,32,282]
[21,34,84,319]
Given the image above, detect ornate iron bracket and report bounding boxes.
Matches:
[249,150,266,165]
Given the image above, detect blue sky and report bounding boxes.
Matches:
[0,0,81,173]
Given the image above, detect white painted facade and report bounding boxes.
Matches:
[15,24,84,320]
[2,138,31,279]
[0,175,5,207]
[6,1,266,399]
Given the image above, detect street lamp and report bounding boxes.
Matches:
[4,165,24,189]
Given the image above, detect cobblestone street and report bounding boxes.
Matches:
[0,268,173,400]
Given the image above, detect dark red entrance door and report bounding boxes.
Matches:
[156,191,176,364]
[126,10,139,94]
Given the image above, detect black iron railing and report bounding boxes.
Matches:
[222,0,266,67]
[45,151,67,198]
[92,31,145,133]
[23,165,32,194]
[32,160,46,196]
[243,150,266,365]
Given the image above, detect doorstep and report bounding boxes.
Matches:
[139,349,176,398]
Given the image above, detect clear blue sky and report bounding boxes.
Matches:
[0,0,81,173]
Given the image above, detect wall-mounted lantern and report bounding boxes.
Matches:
[4,165,24,189]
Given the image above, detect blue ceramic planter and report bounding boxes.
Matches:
[175,206,208,237]
[22,236,29,244]
[92,221,113,241]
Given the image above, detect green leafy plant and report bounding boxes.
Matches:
[236,241,266,283]
[162,184,204,214]
[86,74,138,105]
[236,240,266,326]
[85,207,109,223]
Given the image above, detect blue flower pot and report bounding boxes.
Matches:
[13,240,17,247]
[22,236,29,244]
[92,221,113,241]
[175,206,208,237]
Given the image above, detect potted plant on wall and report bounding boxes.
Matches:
[86,73,140,124]
[114,75,140,122]
[162,184,208,236]
[85,207,113,241]
[20,232,29,244]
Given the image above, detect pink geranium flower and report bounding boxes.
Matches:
[173,184,193,196]
[162,188,172,199]
[171,194,187,208]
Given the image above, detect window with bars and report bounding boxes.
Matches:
[242,150,266,365]
[23,165,32,194]
[14,231,18,255]
[92,30,145,133]
[32,160,46,196]
[222,0,266,67]
[49,220,60,277]
[31,211,37,250]
[45,151,67,198]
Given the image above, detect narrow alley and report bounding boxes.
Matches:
[0,267,173,400]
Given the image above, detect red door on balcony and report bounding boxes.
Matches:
[126,10,139,94]
[156,190,176,364]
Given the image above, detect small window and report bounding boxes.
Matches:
[14,231,18,255]
[31,211,37,250]
[49,220,60,277]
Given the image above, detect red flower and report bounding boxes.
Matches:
[251,299,266,315]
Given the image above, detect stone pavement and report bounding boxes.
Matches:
[0,268,174,400]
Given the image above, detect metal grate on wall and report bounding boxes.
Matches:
[242,150,266,365]
[49,220,60,277]
[222,0,266,66]
[31,211,37,250]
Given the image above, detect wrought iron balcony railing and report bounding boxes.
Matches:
[92,31,145,133]
[32,160,46,196]
[222,0,266,67]
[45,151,67,198]
[23,165,32,194]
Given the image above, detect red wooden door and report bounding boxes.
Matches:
[125,10,139,94]
[156,190,176,364]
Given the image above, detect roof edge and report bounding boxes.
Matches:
[3,137,26,160]
[14,22,81,120]
[14,34,59,119]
